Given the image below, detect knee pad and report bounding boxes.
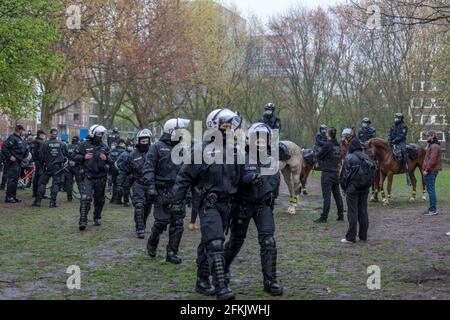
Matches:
[135,202,145,209]
[262,236,276,248]
[81,194,92,202]
[207,239,224,253]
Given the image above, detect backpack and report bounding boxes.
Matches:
[351,153,377,190]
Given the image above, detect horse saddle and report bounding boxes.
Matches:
[302,149,315,166]
[406,144,419,160]
[278,142,291,161]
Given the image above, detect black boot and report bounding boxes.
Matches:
[166,220,184,264]
[93,201,104,226]
[32,199,41,207]
[49,201,58,208]
[195,260,215,296]
[261,237,283,296]
[79,200,90,231]
[67,194,73,202]
[147,226,162,257]
[134,204,146,239]
[208,240,235,301]
[224,237,245,286]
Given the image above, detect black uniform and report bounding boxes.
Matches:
[2,133,29,201]
[31,137,45,198]
[72,137,112,228]
[117,145,150,236]
[388,121,408,167]
[171,137,243,299]
[316,138,344,221]
[0,147,7,190]
[224,151,283,294]
[35,138,67,205]
[358,127,376,143]
[314,132,328,152]
[107,133,120,147]
[116,149,133,206]
[260,113,281,131]
[143,133,185,259]
[109,146,125,204]
[65,141,83,201]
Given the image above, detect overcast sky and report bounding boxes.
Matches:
[226,0,345,21]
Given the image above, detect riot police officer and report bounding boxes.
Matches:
[72,125,112,230]
[224,123,284,296]
[31,130,46,198]
[314,124,328,153]
[170,108,243,300]
[117,130,153,239]
[116,142,134,207]
[32,128,67,208]
[260,103,281,131]
[65,136,83,202]
[388,113,408,169]
[144,118,190,263]
[2,125,29,203]
[358,118,376,143]
[109,139,126,204]
[107,127,120,147]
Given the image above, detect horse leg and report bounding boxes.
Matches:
[418,165,427,201]
[386,174,393,205]
[380,172,388,205]
[409,168,417,202]
[370,169,380,202]
[282,168,296,215]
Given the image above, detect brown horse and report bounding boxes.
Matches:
[365,138,427,205]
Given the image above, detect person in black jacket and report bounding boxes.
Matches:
[143,118,190,263]
[31,130,46,198]
[117,129,153,239]
[358,118,376,143]
[32,128,67,208]
[116,142,134,207]
[72,125,112,230]
[224,123,283,296]
[340,138,370,243]
[314,127,344,223]
[109,139,126,204]
[314,124,328,153]
[259,103,281,131]
[2,125,29,203]
[388,113,408,169]
[107,127,120,147]
[64,136,83,202]
[169,108,243,300]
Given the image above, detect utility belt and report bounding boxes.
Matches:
[235,195,274,210]
[194,187,230,208]
[155,181,174,190]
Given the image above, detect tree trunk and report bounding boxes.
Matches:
[40,103,52,131]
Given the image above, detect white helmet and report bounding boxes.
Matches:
[206,108,241,130]
[89,124,107,137]
[163,118,190,135]
[136,129,152,140]
[247,122,272,147]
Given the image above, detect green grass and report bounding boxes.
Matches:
[0,171,449,300]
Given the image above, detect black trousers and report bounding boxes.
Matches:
[5,161,21,199]
[224,204,277,284]
[64,166,83,197]
[151,187,186,253]
[131,182,153,233]
[0,163,8,188]
[345,192,369,242]
[81,176,107,219]
[32,164,43,197]
[190,191,199,224]
[37,169,64,202]
[321,171,344,219]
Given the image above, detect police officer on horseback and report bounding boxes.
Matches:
[314,124,328,153]
[260,103,281,131]
[358,118,376,143]
[388,113,408,169]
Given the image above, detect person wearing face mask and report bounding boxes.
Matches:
[116,142,134,207]
[168,108,243,300]
[358,118,376,143]
[388,112,409,170]
[224,123,284,296]
[32,128,67,208]
[314,124,328,153]
[143,118,190,262]
[259,103,281,131]
[64,136,83,202]
[72,125,112,230]
[117,129,154,238]
[109,139,126,204]
[2,125,29,203]
[31,130,47,199]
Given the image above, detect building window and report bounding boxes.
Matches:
[423,98,432,108]
[73,114,80,122]
[420,131,445,141]
[421,115,434,125]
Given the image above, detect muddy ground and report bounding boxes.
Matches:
[0,174,449,300]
